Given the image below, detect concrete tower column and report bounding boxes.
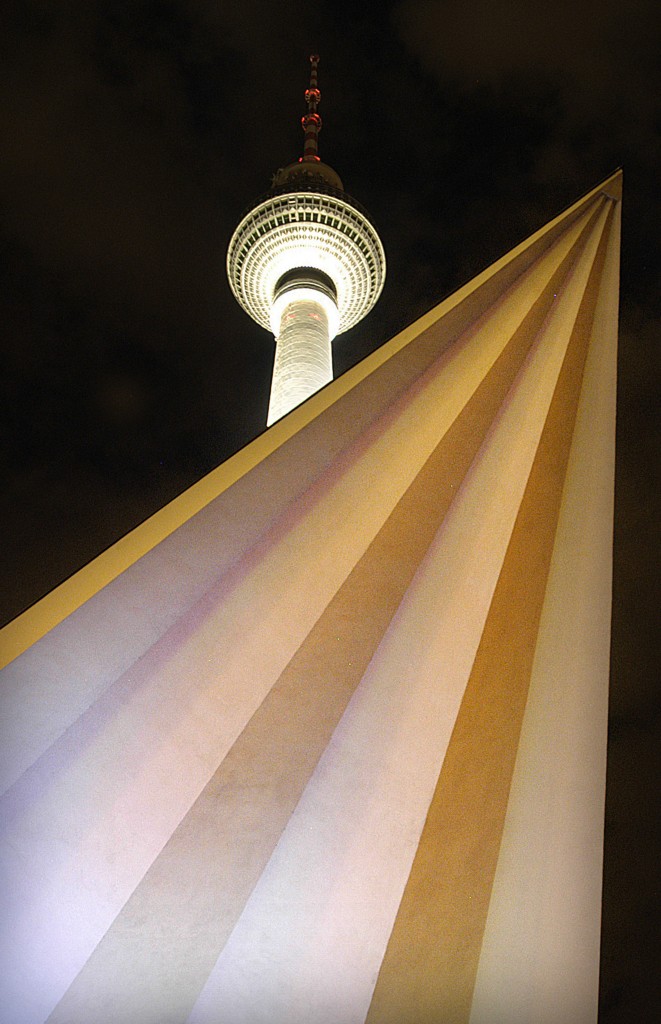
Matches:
[267,270,339,424]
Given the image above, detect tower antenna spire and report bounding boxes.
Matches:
[301,54,321,162]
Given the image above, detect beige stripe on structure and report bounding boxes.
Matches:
[365,203,614,1024]
[44,205,600,1024]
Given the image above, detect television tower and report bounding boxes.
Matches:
[227,56,386,425]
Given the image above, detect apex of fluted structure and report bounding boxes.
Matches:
[1,172,621,1024]
[227,56,386,425]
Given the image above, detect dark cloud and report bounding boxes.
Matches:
[393,0,661,301]
[394,0,660,106]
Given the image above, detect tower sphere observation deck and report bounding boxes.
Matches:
[227,56,386,424]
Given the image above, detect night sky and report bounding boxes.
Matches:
[1,1,658,1019]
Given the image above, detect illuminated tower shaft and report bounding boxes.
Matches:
[268,271,338,424]
[227,56,385,425]
[270,297,332,424]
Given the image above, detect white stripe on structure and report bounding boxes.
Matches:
[184,205,607,1024]
[469,200,619,1024]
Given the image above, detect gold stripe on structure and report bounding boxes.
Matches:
[47,203,602,1024]
[365,204,615,1024]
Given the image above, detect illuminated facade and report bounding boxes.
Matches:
[227,56,385,424]
[0,171,620,1024]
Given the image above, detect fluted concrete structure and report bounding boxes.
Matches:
[0,171,620,1024]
